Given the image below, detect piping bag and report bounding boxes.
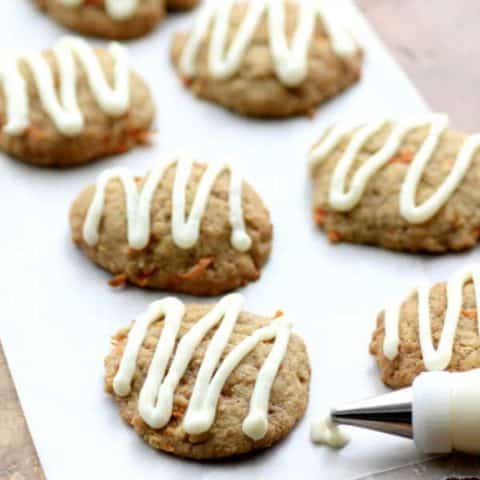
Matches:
[312,369,480,455]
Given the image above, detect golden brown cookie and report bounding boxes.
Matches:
[309,114,480,252]
[0,37,154,167]
[171,0,362,118]
[370,267,480,389]
[105,294,310,459]
[35,0,199,40]
[168,0,198,10]
[70,156,272,295]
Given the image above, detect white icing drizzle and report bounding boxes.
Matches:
[311,413,350,448]
[383,266,480,371]
[83,155,252,252]
[0,37,130,137]
[179,0,357,87]
[58,0,138,20]
[309,114,480,224]
[113,294,292,440]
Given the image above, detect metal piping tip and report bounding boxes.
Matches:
[331,387,414,439]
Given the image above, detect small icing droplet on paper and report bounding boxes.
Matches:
[311,414,350,449]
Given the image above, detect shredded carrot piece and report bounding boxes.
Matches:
[313,207,327,226]
[172,405,186,419]
[109,273,128,288]
[127,128,153,145]
[444,158,455,170]
[179,257,214,281]
[327,230,341,243]
[101,134,111,146]
[274,310,284,319]
[28,125,47,140]
[115,142,128,154]
[462,308,477,319]
[390,149,414,164]
[137,270,156,287]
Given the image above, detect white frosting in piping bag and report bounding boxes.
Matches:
[309,114,480,224]
[383,266,480,371]
[0,37,130,136]
[58,0,138,20]
[113,294,292,440]
[180,0,357,87]
[83,155,253,252]
[413,369,480,455]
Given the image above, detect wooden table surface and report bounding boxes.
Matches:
[1,1,480,479]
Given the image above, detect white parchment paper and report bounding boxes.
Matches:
[2,1,474,479]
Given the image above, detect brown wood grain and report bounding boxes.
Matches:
[0,344,45,480]
[357,0,480,132]
[2,1,480,479]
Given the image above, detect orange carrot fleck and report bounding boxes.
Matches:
[172,405,186,419]
[444,158,455,170]
[109,273,128,288]
[313,207,327,226]
[327,230,341,243]
[179,257,214,281]
[134,130,152,145]
[274,310,284,319]
[390,149,414,164]
[115,142,128,154]
[462,308,477,319]
[28,125,46,140]
[137,270,156,287]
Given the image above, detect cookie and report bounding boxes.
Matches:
[171,0,362,118]
[105,294,310,459]
[0,37,154,167]
[70,155,272,295]
[309,114,480,252]
[168,0,198,10]
[370,266,480,389]
[35,0,199,40]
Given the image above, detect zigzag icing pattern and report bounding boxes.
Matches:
[309,114,480,223]
[383,266,480,371]
[113,294,292,440]
[180,0,357,87]
[0,37,130,137]
[83,155,253,252]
